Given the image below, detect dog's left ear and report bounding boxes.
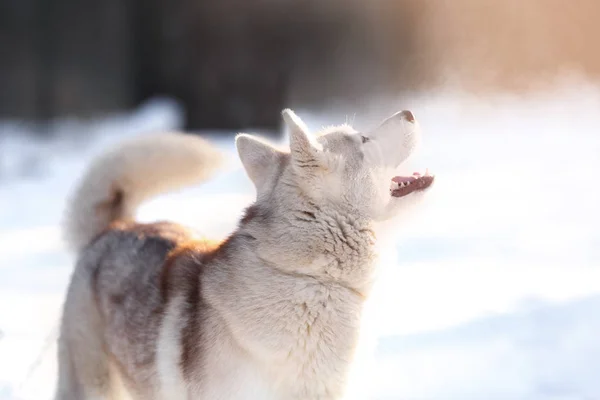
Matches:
[282,109,322,172]
[236,134,284,196]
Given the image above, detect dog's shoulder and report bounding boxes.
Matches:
[82,221,195,307]
[88,220,222,302]
[160,236,222,302]
[80,221,223,383]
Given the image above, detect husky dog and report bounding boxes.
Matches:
[55,109,434,400]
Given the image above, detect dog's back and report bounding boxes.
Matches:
[61,220,221,398]
[55,133,224,400]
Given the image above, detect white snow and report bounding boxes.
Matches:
[1,83,599,399]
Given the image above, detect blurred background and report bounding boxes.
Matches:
[2,1,600,399]
[2,0,600,131]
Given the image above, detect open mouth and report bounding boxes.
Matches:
[390,170,435,198]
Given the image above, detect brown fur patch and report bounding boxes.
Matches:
[160,239,230,380]
[163,248,204,380]
[95,185,125,222]
[240,204,260,225]
[105,220,195,244]
[161,233,254,380]
[160,239,220,301]
[86,221,196,391]
[239,203,273,229]
[88,219,236,385]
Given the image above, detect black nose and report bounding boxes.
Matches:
[400,110,415,123]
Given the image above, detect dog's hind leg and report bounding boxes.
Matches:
[54,337,77,400]
[54,269,114,400]
[54,334,114,400]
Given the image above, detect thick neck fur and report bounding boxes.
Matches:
[198,167,380,398]
[201,228,372,399]
[238,165,379,294]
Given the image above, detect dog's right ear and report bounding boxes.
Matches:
[282,109,324,177]
[236,134,284,195]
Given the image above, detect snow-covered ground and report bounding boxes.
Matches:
[1,83,599,399]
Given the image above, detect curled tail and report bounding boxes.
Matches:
[63,132,225,251]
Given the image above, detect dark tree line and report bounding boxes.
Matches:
[1,0,415,132]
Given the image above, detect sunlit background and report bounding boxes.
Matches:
[1,1,600,399]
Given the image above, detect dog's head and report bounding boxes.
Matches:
[236,109,434,223]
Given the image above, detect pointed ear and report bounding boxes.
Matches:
[282,109,322,165]
[235,134,283,195]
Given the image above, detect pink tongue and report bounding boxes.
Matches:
[392,173,420,184]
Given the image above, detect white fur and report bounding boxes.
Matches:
[156,295,188,399]
[63,132,225,251]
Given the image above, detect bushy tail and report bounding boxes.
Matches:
[63,132,225,251]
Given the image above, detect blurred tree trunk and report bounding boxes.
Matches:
[0,0,39,122]
[132,0,303,131]
[0,0,134,130]
[0,0,411,132]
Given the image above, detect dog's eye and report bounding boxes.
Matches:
[361,135,370,144]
